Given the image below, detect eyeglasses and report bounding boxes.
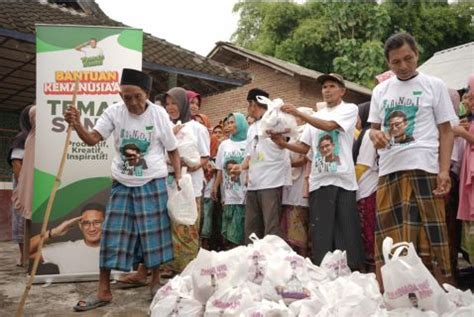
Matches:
[80,220,103,229]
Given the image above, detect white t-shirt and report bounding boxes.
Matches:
[42,240,99,274]
[246,120,292,191]
[300,101,358,192]
[216,139,247,205]
[94,101,177,187]
[368,73,457,176]
[180,120,210,198]
[356,132,379,201]
[81,47,103,58]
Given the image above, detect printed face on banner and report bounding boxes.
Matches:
[313,130,341,173]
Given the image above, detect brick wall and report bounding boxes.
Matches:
[202,58,370,126]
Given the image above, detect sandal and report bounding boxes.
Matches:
[113,275,148,289]
[73,294,111,312]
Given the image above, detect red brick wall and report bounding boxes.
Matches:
[202,57,370,126]
[202,60,304,126]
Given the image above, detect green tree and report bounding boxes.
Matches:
[231,0,474,88]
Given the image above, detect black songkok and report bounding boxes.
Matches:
[120,68,152,93]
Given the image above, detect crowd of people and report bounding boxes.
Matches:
[8,32,474,311]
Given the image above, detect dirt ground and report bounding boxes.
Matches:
[0,241,151,316]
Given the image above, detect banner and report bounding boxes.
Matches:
[32,25,142,280]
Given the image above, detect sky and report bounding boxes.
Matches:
[95,0,240,57]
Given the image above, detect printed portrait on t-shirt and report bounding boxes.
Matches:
[223,148,245,190]
[382,102,419,147]
[314,131,341,173]
[119,132,150,177]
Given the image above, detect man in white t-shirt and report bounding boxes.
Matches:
[368,33,457,287]
[272,74,364,269]
[29,203,105,274]
[230,88,292,243]
[65,68,181,311]
[75,38,104,58]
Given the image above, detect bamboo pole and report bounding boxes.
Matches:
[16,81,80,317]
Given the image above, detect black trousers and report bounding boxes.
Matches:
[309,185,365,269]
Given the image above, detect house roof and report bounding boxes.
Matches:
[208,41,372,96]
[0,0,250,111]
[418,42,474,90]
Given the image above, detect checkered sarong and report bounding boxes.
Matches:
[100,178,173,271]
[374,170,451,277]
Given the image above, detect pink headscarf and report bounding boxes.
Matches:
[13,105,36,219]
[186,90,201,108]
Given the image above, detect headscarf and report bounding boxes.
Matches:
[186,90,201,108]
[352,102,371,163]
[12,105,36,219]
[210,124,224,158]
[7,104,33,166]
[166,87,191,124]
[228,112,249,142]
[195,113,212,132]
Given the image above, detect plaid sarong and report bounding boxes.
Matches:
[100,178,173,271]
[374,170,451,277]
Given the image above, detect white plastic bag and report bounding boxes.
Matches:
[150,275,193,313]
[381,237,452,314]
[192,247,248,304]
[204,284,255,316]
[257,96,298,138]
[241,299,296,317]
[261,251,311,305]
[176,123,201,167]
[320,250,351,280]
[167,173,197,225]
[150,295,204,317]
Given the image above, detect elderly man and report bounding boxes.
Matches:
[271,74,364,270]
[65,68,181,311]
[368,33,457,287]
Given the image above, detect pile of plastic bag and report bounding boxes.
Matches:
[150,234,474,316]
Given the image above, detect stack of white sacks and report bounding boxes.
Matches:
[150,234,474,317]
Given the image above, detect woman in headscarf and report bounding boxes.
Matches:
[281,107,313,256]
[8,104,33,266]
[164,87,210,273]
[186,90,201,119]
[211,112,249,247]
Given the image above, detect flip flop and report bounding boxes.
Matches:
[73,294,111,312]
[112,279,148,289]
